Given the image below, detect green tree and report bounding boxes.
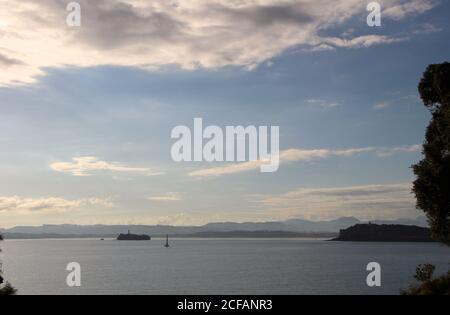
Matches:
[403,62,450,295]
[413,61,450,246]
[0,234,17,295]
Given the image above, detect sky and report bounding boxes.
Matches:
[0,0,449,228]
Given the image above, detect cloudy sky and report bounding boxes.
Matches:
[0,0,449,227]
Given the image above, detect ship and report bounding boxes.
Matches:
[117,230,151,241]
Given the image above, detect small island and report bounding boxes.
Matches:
[117,230,151,241]
[332,223,435,242]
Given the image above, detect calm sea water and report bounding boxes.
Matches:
[1,238,449,295]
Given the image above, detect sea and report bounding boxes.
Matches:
[1,238,449,295]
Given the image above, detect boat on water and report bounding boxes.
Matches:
[117,230,151,241]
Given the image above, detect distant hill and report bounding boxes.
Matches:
[0,216,428,239]
[284,217,361,232]
[332,223,435,242]
[175,231,336,238]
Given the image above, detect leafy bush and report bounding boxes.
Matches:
[414,264,436,282]
[0,282,17,296]
[402,267,450,295]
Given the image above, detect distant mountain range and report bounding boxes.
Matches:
[0,216,428,239]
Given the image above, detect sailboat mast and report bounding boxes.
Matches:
[165,234,170,247]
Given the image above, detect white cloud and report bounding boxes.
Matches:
[373,95,419,110]
[50,156,163,177]
[151,213,197,225]
[411,23,443,35]
[312,34,406,49]
[147,192,183,202]
[188,159,272,178]
[375,144,421,157]
[256,183,418,220]
[0,196,114,213]
[306,99,340,109]
[188,145,420,178]
[0,0,440,85]
[382,0,439,20]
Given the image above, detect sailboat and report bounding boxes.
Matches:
[164,234,170,248]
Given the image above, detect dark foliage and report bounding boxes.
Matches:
[414,264,436,282]
[0,234,16,295]
[413,62,450,246]
[404,62,450,295]
[0,283,17,296]
[418,62,450,110]
[402,267,450,295]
